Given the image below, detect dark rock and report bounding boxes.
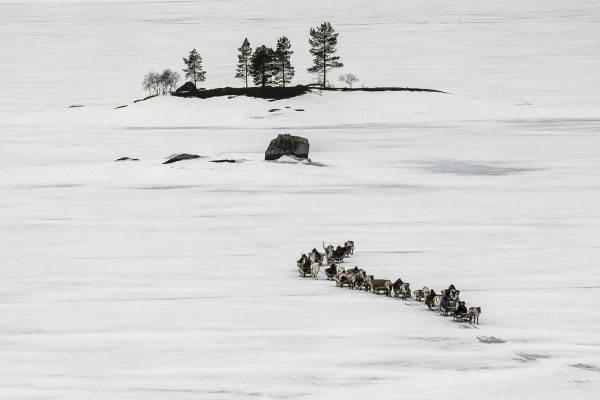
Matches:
[69,105,84,108]
[169,85,444,101]
[163,153,201,164]
[172,85,312,100]
[115,157,139,162]
[115,105,128,109]
[133,94,157,103]
[211,159,236,163]
[210,159,236,163]
[265,134,309,161]
[175,81,198,95]
[268,108,280,112]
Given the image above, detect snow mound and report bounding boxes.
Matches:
[9,90,599,130]
[269,155,312,164]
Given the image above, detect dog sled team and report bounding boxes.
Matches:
[297,241,481,325]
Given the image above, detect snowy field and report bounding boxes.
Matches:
[1,1,600,399]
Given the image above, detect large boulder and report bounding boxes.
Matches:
[174,81,198,95]
[265,134,310,161]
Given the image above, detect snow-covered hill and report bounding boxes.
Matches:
[2,89,600,399]
[9,89,600,131]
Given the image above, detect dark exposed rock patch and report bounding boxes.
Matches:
[69,105,84,108]
[115,105,128,109]
[163,153,201,164]
[328,87,446,94]
[166,85,444,102]
[265,134,309,161]
[134,94,158,103]
[211,159,237,163]
[115,157,139,162]
[173,84,313,100]
[268,108,280,112]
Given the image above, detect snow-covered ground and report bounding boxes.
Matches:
[1,1,600,399]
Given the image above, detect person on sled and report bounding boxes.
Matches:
[439,289,453,310]
[325,264,338,277]
[392,278,404,291]
[454,301,468,316]
[334,246,345,259]
[425,289,437,308]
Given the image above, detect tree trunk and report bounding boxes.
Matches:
[322,39,327,88]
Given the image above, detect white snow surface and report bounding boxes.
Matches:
[1,1,600,399]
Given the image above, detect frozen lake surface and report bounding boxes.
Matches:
[1,1,600,399]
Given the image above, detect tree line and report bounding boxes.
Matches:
[143,22,358,95]
[142,69,181,96]
[235,36,295,88]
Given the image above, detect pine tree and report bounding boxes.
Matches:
[273,36,295,87]
[307,22,343,88]
[183,48,206,88]
[235,38,252,88]
[249,45,275,87]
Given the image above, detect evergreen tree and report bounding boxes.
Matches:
[183,48,206,88]
[273,36,295,87]
[249,45,275,87]
[307,22,343,88]
[235,38,252,88]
